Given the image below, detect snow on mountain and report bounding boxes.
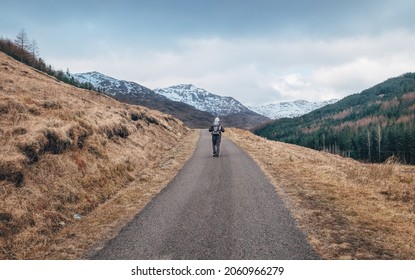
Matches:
[249,99,338,119]
[73,71,154,97]
[73,72,332,120]
[154,84,250,116]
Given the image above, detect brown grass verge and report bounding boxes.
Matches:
[226,128,415,259]
[46,129,199,259]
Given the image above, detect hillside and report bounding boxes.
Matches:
[0,52,199,259]
[227,128,415,259]
[111,92,215,128]
[255,73,415,164]
[0,36,97,92]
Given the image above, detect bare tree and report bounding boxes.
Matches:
[30,39,39,58]
[14,29,31,62]
[367,129,371,161]
[14,28,30,51]
[376,123,382,161]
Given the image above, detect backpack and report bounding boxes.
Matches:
[212,124,221,135]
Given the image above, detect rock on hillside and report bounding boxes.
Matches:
[0,52,194,259]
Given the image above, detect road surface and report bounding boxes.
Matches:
[89,130,319,259]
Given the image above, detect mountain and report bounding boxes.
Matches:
[73,71,154,97]
[74,73,269,129]
[73,72,214,128]
[154,84,270,128]
[249,99,338,119]
[254,73,415,164]
[154,84,249,115]
[155,83,338,121]
[72,71,157,99]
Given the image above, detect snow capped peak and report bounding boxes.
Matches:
[172,84,198,90]
[73,71,122,89]
[72,72,153,97]
[154,85,249,116]
[249,99,338,119]
[73,71,110,85]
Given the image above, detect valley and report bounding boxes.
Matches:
[1,49,414,260]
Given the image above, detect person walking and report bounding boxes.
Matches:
[208,117,225,157]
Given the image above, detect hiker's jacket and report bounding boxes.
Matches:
[209,124,225,136]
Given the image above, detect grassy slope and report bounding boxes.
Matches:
[0,52,199,259]
[227,128,415,259]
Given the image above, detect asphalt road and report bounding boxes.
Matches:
[89,130,320,259]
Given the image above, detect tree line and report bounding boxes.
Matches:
[0,29,97,91]
[291,118,415,164]
[254,73,415,165]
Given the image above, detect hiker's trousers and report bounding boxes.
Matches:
[212,134,222,156]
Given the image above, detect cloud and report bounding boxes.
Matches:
[50,31,415,106]
[259,31,415,103]
[308,31,415,95]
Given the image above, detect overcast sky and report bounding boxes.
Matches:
[1,0,415,105]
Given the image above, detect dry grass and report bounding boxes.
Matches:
[0,52,199,259]
[226,128,415,259]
